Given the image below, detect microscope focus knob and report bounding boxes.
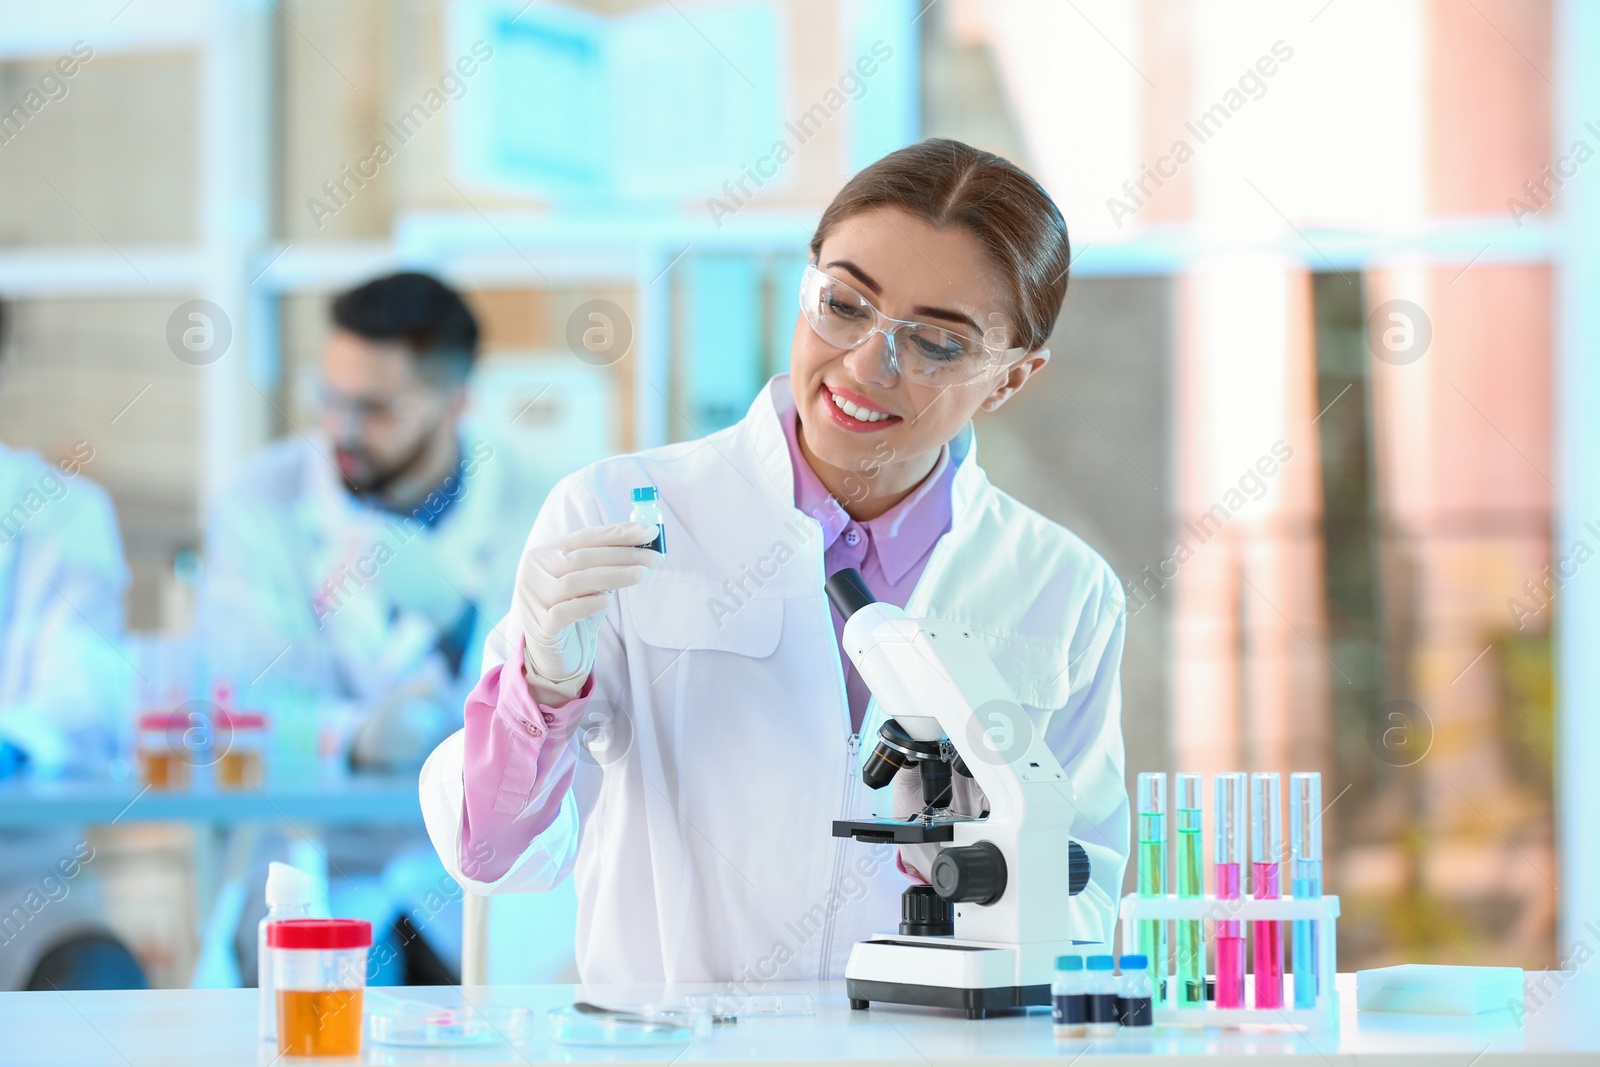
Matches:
[899,884,954,936]
[931,841,1007,906]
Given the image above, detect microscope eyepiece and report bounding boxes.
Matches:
[825,567,877,620]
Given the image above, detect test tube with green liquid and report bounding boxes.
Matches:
[1174,773,1206,1007]
[1137,772,1167,1003]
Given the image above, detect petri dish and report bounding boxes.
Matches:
[367,995,533,1046]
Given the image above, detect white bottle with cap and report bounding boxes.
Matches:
[259,862,315,1045]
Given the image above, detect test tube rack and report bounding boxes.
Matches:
[1117,893,1341,1029]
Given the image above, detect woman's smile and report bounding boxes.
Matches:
[820,382,902,432]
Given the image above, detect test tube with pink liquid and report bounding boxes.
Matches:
[1250,772,1285,1008]
[1212,772,1247,1008]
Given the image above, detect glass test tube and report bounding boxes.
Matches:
[1136,773,1167,1003]
[1251,772,1285,1009]
[1213,773,1247,1008]
[1174,773,1206,1008]
[1290,772,1322,1008]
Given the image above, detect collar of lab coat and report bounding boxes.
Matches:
[296,419,501,600]
[750,374,981,523]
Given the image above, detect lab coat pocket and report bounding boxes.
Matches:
[626,575,783,658]
[967,628,1076,711]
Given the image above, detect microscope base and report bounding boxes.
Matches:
[841,936,1049,1020]
[846,978,1048,1020]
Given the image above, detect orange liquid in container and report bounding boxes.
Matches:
[217,749,262,789]
[276,988,363,1056]
[141,750,190,790]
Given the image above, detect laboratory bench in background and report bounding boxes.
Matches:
[0,774,423,987]
[0,974,1592,1066]
[0,775,422,829]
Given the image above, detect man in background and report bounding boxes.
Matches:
[0,297,145,990]
[200,271,548,983]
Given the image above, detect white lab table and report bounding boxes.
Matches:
[0,974,1592,1066]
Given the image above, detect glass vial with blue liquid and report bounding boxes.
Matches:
[1174,772,1206,1008]
[1136,772,1167,1004]
[631,486,665,553]
[1290,772,1322,1008]
[1051,955,1087,1038]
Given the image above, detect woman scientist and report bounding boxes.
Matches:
[420,138,1128,986]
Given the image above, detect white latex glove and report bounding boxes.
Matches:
[892,762,991,882]
[514,521,662,704]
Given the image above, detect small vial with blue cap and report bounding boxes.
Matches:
[1115,954,1155,1027]
[631,486,665,554]
[1051,954,1088,1038]
[1085,955,1120,1036]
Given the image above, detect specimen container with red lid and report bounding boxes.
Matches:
[266,919,372,1057]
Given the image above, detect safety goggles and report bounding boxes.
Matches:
[797,264,1026,387]
[314,380,437,430]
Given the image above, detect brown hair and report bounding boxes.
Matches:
[808,138,1071,351]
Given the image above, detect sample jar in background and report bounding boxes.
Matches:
[136,711,192,790]
[216,709,266,789]
[267,919,372,1057]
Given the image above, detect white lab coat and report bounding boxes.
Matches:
[420,375,1129,986]
[0,443,131,989]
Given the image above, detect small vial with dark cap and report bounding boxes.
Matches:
[631,487,665,554]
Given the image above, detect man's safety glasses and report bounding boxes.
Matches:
[797,264,1026,387]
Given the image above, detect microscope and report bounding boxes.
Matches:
[826,569,1093,1019]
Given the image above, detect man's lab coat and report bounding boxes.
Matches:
[199,422,551,969]
[420,375,1130,986]
[0,443,131,989]
[200,422,546,752]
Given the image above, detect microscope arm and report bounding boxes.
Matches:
[829,569,1090,948]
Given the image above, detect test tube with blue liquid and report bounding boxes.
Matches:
[1136,773,1167,1003]
[1174,773,1205,1008]
[1250,771,1284,1009]
[1290,772,1322,1008]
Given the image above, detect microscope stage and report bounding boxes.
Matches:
[831,816,959,844]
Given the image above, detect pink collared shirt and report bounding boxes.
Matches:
[782,410,954,732]
[457,410,955,881]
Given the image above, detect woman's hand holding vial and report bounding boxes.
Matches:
[513,520,663,704]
